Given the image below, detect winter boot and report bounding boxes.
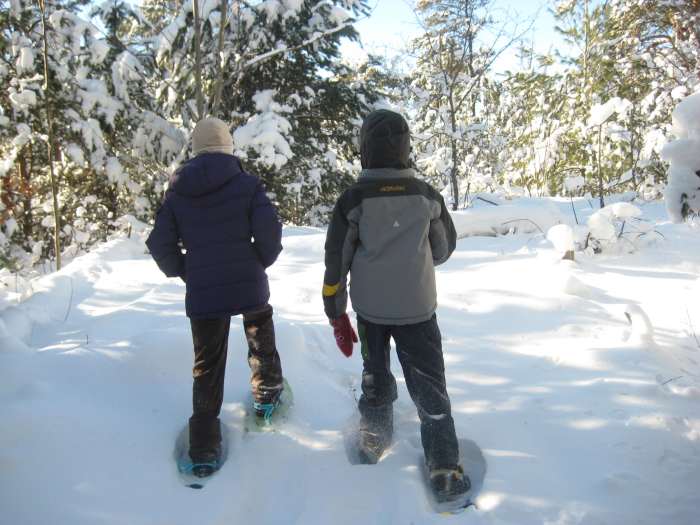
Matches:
[188,416,222,477]
[357,404,393,464]
[253,384,284,422]
[428,465,471,504]
[245,305,284,423]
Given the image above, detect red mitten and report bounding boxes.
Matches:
[330,313,358,358]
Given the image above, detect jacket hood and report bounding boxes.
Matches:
[360,109,411,169]
[169,153,242,197]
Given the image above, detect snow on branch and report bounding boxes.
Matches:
[242,21,354,69]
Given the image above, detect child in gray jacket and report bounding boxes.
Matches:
[322,109,469,504]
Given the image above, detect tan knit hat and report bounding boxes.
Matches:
[191,117,234,156]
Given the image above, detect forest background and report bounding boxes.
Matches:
[1,0,699,273]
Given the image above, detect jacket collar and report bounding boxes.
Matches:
[169,153,241,197]
[359,168,416,180]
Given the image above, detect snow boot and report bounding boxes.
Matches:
[253,384,283,423]
[428,465,471,504]
[188,416,222,477]
[357,404,393,464]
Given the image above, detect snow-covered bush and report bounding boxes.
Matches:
[584,202,658,253]
[662,91,700,222]
[547,224,575,260]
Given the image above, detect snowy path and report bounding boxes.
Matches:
[2,209,700,524]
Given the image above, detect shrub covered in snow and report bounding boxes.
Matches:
[662,91,700,222]
[584,202,659,254]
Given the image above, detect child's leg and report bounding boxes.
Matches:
[243,304,283,404]
[189,317,230,462]
[357,317,396,437]
[392,315,459,470]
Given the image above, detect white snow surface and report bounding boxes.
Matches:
[2,201,700,525]
[547,224,575,254]
[451,197,567,237]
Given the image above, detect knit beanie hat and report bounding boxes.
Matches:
[360,109,411,169]
[191,117,234,156]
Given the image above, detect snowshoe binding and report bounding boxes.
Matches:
[181,456,221,479]
[428,465,472,512]
[184,442,222,480]
[245,379,293,432]
[175,424,228,490]
[355,403,393,464]
[357,428,391,464]
[253,388,283,423]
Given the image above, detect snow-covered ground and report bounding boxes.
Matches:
[1,199,699,525]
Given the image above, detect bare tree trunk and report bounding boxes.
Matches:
[18,148,32,237]
[448,91,460,211]
[37,0,61,270]
[210,0,229,115]
[629,102,638,189]
[449,138,460,211]
[597,125,605,208]
[193,0,205,120]
[584,0,590,102]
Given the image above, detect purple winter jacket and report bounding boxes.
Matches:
[146,153,282,319]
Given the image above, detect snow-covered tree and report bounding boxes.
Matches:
[0,0,184,270]
[497,63,572,197]
[143,0,379,223]
[493,0,697,203]
[410,0,519,209]
[662,90,700,221]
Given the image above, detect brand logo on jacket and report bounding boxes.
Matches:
[379,185,406,192]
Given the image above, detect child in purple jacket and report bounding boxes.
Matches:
[147,118,283,477]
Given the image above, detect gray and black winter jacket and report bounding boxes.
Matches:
[323,110,457,325]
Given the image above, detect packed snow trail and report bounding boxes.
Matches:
[1,203,700,524]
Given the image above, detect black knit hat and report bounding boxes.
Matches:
[360,109,411,169]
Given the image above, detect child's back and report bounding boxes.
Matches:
[323,110,469,507]
[323,109,456,325]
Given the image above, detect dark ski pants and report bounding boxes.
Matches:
[357,314,459,470]
[188,304,283,461]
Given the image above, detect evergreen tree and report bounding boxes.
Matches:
[144,0,380,223]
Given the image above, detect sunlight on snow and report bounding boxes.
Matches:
[568,418,609,430]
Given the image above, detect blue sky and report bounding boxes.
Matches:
[342,0,566,74]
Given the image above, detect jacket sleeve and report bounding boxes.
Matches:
[428,193,457,265]
[250,180,283,268]
[322,192,359,320]
[145,197,186,280]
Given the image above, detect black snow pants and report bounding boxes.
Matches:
[357,314,459,470]
[188,304,283,462]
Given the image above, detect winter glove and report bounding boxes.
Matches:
[330,313,358,358]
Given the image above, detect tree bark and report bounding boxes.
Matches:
[37,0,62,269]
[193,0,205,120]
[597,125,605,208]
[448,91,460,211]
[18,148,32,238]
[210,0,229,115]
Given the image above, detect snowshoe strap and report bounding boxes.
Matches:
[253,400,278,423]
[179,460,219,475]
[429,466,463,480]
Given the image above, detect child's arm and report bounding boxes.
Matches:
[250,180,283,268]
[322,194,359,319]
[145,197,186,281]
[429,194,457,265]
